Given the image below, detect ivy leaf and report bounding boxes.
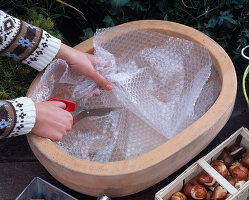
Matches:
[223,16,238,25]
[204,17,218,28]
[220,11,238,25]
[156,0,167,12]
[226,0,232,7]
[81,27,94,41]
[156,0,176,13]
[221,41,229,49]
[231,0,245,9]
[238,16,245,23]
[238,38,247,45]
[197,21,201,30]
[110,0,129,7]
[220,10,230,16]
[218,17,224,26]
[242,29,249,38]
[164,14,168,21]
[128,1,147,12]
[203,30,211,37]
[103,15,115,27]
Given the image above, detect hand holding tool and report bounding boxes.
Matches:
[48,98,120,125]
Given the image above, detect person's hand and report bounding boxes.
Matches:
[31,101,73,142]
[54,43,112,91]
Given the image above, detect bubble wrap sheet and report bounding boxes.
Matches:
[31,27,221,162]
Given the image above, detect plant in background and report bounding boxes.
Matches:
[0,58,37,99]
[0,1,63,99]
[51,0,248,60]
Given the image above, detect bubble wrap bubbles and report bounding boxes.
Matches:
[31,27,221,162]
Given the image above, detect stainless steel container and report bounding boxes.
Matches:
[15,177,77,200]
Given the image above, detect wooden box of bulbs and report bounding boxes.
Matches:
[155,127,249,200]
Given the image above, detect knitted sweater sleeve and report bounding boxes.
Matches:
[0,98,36,138]
[0,10,61,138]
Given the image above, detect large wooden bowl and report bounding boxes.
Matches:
[26,20,237,197]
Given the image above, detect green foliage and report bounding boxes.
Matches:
[27,11,63,40]
[102,16,115,27]
[1,0,67,43]
[0,58,38,99]
[41,0,248,59]
[80,27,94,41]
[0,2,62,99]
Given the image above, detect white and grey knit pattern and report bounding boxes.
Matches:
[22,30,61,71]
[0,10,61,71]
[0,10,62,138]
[0,10,21,53]
[7,97,36,137]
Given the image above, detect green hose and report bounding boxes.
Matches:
[241,45,249,106]
[242,65,249,105]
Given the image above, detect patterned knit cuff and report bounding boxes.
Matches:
[0,10,61,71]
[7,97,36,137]
[0,100,16,138]
[22,31,61,71]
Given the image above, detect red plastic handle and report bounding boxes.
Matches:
[48,98,76,125]
[47,98,76,112]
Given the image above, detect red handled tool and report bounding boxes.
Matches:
[48,98,121,125]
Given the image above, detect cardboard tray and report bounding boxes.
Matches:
[155,127,249,200]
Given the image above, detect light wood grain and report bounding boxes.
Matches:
[156,127,249,200]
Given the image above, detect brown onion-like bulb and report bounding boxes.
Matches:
[228,145,245,160]
[171,192,187,200]
[183,177,199,197]
[211,186,227,200]
[211,160,228,177]
[241,151,249,168]
[196,171,216,186]
[206,191,213,200]
[226,175,236,186]
[235,180,246,189]
[213,181,220,187]
[218,148,234,167]
[231,166,248,181]
[190,184,207,199]
[188,177,199,185]
[183,183,194,197]
[229,162,242,174]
